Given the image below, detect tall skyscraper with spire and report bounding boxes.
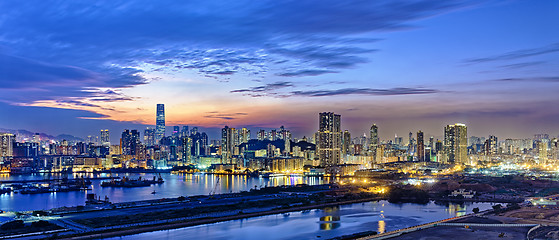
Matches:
[155,104,165,144]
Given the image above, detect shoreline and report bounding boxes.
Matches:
[59,198,380,240]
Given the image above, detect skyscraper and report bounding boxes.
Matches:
[181,126,189,137]
[121,129,140,156]
[342,130,351,155]
[100,129,110,146]
[238,128,250,144]
[537,140,548,161]
[369,124,379,150]
[444,123,468,163]
[221,126,236,164]
[155,104,165,144]
[0,133,15,157]
[144,128,156,147]
[173,126,180,137]
[484,135,498,155]
[318,112,341,172]
[257,130,266,140]
[417,130,425,161]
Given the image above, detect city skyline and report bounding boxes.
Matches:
[2,2,559,239]
[0,1,558,141]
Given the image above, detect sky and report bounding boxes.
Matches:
[0,0,558,142]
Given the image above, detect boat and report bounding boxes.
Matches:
[101,175,164,188]
[20,186,51,194]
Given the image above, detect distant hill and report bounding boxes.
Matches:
[0,128,84,142]
[55,134,84,142]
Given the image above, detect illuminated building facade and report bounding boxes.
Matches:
[444,123,468,163]
[318,112,341,171]
[155,104,165,143]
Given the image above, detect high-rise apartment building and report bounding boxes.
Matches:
[0,133,15,157]
[121,129,140,156]
[318,112,341,172]
[484,135,498,155]
[173,126,180,137]
[100,129,110,146]
[342,130,351,155]
[238,128,250,144]
[181,126,189,137]
[369,124,379,150]
[257,130,266,141]
[537,140,548,161]
[444,123,468,163]
[417,130,425,161]
[221,126,236,163]
[155,104,165,143]
[144,128,156,147]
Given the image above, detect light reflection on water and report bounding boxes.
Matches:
[0,173,324,211]
[109,201,499,240]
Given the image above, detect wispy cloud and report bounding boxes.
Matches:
[0,0,474,106]
[203,112,248,120]
[498,61,545,69]
[277,70,339,77]
[464,42,559,64]
[290,87,439,97]
[231,82,439,97]
[492,76,559,83]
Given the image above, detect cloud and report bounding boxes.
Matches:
[492,77,559,83]
[464,42,559,64]
[203,112,248,120]
[0,54,145,104]
[231,82,294,93]
[0,54,97,89]
[231,81,295,97]
[0,0,474,91]
[498,61,545,69]
[290,87,439,97]
[428,109,533,118]
[0,0,478,123]
[277,70,339,77]
[231,83,439,98]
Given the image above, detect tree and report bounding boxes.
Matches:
[492,204,502,213]
[31,220,50,228]
[1,220,24,230]
[472,207,480,214]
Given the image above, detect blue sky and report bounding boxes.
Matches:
[0,0,558,141]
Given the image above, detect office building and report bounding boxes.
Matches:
[155,104,165,143]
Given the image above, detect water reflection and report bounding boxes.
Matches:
[319,206,341,230]
[108,201,500,240]
[0,173,324,211]
[378,220,386,234]
[442,201,470,217]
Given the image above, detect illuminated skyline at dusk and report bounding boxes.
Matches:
[0,0,558,140]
